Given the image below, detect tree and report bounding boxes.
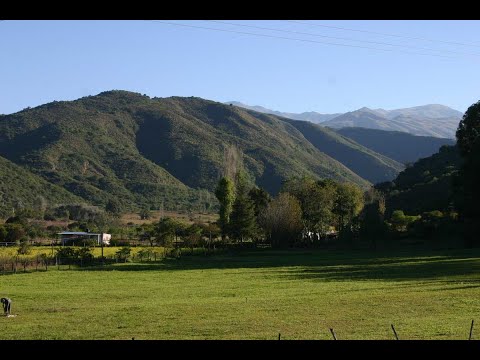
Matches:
[184,224,203,251]
[115,247,131,263]
[139,223,156,247]
[17,238,31,255]
[6,224,25,242]
[223,144,243,182]
[156,217,177,247]
[228,194,257,243]
[260,193,303,248]
[0,226,7,242]
[197,222,221,248]
[359,189,387,250]
[215,177,235,241]
[105,199,122,217]
[333,182,364,232]
[455,100,480,247]
[283,177,338,242]
[248,187,271,218]
[390,210,421,232]
[155,217,185,247]
[307,183,335,242]
[227,171,257,243]
[139,207,151,220]
[33,195,48,219]
[456,100,480,157]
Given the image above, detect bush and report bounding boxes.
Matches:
[17,238,31,255]
[115,247,131,262]
[76,247,94,264]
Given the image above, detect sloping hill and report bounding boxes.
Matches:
[280,120,404,184]
[376,145,462,216]
[337,127,455,165]
[0,155,83,218]
[136,96,370,193]
[0,93,212,211]
[0,91,382,212]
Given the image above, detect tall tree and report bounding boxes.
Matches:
[456,100,480,157]
[223,144,243,181]
[215,177,235,241]
[333,182,364,232]
[359,188,386,250]
[155,217,184,247]
[284,177,338,242]
[228,195,257,243]
[248,187,271,218]
[228,170,257,242]
[455,100,480,247]
[260,193,303,248]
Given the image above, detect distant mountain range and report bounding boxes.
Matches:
[336,127,455,165]
[226,101,341,123]
[0,91,455,217]
[227,102,463,139]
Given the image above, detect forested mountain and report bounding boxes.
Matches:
[0,155,83,218]
[0,91,409,214]
[336,127,455,165]
[281,120,404,184]
[376,145,462,217]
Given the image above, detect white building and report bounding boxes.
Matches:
[57,232,111,246]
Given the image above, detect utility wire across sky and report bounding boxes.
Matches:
[204,20,480,57]
[286,20,480,49]
[148,20,462,59]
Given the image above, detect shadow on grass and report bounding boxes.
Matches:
[79,247,480,283]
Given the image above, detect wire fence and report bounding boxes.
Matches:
[0,245,228,275]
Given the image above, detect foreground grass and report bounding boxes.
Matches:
[1,248,480,340]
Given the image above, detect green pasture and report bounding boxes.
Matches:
[1,248,479,339]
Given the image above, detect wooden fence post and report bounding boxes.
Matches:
[391,324,399,340]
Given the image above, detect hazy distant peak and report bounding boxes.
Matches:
[357,106,374,112]
[226,101,340,123]
[225,100,462,138]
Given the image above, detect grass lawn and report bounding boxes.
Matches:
[1,248,480,340]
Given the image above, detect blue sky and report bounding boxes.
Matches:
[1,20,479,115]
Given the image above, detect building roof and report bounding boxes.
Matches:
[57,232,101,236]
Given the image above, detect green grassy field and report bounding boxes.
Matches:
[1,248,480,340]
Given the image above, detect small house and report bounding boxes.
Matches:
[57,232,111,246]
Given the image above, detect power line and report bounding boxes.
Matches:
[148,21,456,59]
[205,20,480,57]
[286,20,480,49]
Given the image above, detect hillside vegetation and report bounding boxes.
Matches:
[0,91,412,215]
[337,127,455,165]
[377,145,462,216]
[283,120,404,184]
[0,155,83,218]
